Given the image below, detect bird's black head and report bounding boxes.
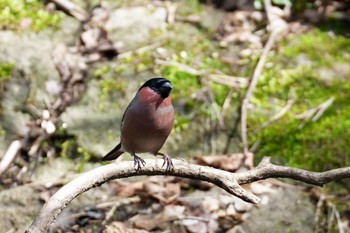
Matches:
[140,77,173,98]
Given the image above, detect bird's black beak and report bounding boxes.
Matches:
[160,82,172,98]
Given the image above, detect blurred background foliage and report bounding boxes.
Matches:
[0,0,348,174]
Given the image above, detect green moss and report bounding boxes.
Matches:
[0,0,63,31]
[0,63,13,79]
[0,63,13,113]
[281,29,350,67]
[94,64,124,111]
[177,0,204,16]
[48,127,96,172]
[249,26,350,172]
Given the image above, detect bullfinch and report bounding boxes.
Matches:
[102,77,175,171]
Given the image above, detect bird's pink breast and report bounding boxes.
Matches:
[120,87,174,154]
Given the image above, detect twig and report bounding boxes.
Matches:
[240,29,281,165]
[165,2,177,24]
[155,59,249,91]
[235,157,350,185]
[314,193,326,232]
[334,205,345,233]
[328,204,336,233]
[177,216,210,223]
[312,97,334,121]
[49,0,89,21]
[26,157,350,233]
[100,197,140,225]
[259,99,294,130]
[118,42,163,59]
[249,99,294,152]
[221,88,235,117]
[0,140,22,177]
[295,97,334,128]
[155,59,203,76]
[207,74,248,89]
[223,0,288,153]
[240,0,288,167]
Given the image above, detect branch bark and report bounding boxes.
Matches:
[26,158,350,233]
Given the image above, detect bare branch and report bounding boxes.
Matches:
[240,0,289,167]
[118,42,163,59]
[49,0,89,21]
[155,60,248,90]
[259,99,294,130]
[296,97,335,128]
[0,140,22,177]
[207,74,248,89]
[155,59,203,76]
[26,158,350,233]
[240,29,281,161]
[235,157,350,185]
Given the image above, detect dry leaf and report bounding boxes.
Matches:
[110,181,144,197]
[194,154,245,172]
[143,181,181,204]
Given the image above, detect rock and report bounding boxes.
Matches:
[60,91,123,155]
[105,6,167,51]
[33,158,75,184]
[249,182,277,195]
[240,188,315,233]
[0,186,41,232]
[234,198,253,213]
[201,196,220,212]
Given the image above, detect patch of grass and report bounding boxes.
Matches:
[0,0,63,31]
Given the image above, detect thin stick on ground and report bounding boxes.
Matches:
[259,99,294,130]
[0,140,22,177]
[225,0,288,161]
[240,29,281,166]
[26,157,350,233]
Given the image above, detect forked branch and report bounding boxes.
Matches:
[26,158,350,233]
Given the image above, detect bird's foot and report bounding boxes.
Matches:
[161,154,174,171]
[133,154,146,170]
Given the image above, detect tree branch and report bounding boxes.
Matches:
[236,157,350,185]
[26,158,350,233]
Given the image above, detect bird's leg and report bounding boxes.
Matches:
[131,153,146,170]
[155,152,174,171]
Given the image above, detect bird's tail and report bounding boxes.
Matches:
[101,143,124,161]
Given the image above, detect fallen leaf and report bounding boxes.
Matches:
[194,154,245,172]
[103,221,149,233]
[181,219,207,233]
[110,181,144,197]
[143,181,181,204]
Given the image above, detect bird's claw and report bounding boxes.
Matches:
[162,154,174,171]
[133,154,146,170]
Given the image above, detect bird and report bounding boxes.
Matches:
[102,77,175,171]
